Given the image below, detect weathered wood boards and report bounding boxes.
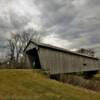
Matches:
[24,41,100,74]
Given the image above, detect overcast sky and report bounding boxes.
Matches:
[0,0,100,57]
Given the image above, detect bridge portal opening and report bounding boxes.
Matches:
[26,48,41,69]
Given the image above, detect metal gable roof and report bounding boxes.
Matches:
[25,40,99,60]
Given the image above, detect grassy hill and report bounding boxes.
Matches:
[0,69,100,100]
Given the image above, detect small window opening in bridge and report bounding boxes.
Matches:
[83,63,87,66]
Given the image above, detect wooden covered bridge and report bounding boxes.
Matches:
[24,40,100,75]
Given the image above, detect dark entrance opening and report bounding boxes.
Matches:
[26,48,41,69]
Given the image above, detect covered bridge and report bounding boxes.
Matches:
[24,40,100,75]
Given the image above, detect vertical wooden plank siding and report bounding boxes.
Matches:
[24,54,32,68]
[38,47,100,74]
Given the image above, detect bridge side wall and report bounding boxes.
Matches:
[38,47,100,74]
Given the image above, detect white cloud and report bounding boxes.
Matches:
[42,33,72,48]
[0,0,100,57]
[72,0,86,8]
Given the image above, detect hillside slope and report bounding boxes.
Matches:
[0,69,100,100]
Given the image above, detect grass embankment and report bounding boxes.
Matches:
[94,72,100,81]
[0,69,100,100]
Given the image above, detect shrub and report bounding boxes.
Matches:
[82,71,98,79]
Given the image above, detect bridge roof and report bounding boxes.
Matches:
[24,40,99,60]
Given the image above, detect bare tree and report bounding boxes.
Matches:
[7,39,15,62]
[77,48,95,57]
[7,31,42,63]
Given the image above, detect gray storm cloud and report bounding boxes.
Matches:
[0,0,100,57]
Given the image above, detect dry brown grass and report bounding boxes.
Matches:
[62,74,100,92]
[0,69,99,100]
